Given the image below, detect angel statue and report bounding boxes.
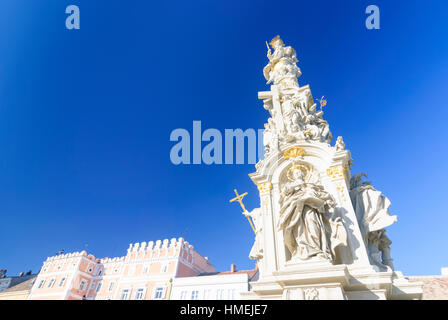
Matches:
[349,173,397,270]
[277,164,347,263]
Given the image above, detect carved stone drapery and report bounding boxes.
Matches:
[277,163,347,263]
[349,173,397,270]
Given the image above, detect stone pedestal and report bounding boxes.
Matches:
[242,261,348,300]
[241,262,422,300]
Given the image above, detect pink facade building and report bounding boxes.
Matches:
[28,238,215,300]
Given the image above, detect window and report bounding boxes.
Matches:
[135,288,145,300]
[180,290,187,300]
[37,280,45,289]
[108,282,115,292]
[203,289,212,300]
[97,270,102,276]
[47,278,55,288]
[228,289,235,300]
[120,289,130,300]
[191,290,199,300]
[129,265,136,276]
[161,263,168,273]
[79,280,87,291]
[216,289,224,300]
[96,282,102,293]
[143,264,150,274]
[154,287,164,300]
[59,277,66,287]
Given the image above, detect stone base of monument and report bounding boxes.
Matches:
[240,261,423,300]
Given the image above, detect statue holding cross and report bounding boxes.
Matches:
[230,189,264,261]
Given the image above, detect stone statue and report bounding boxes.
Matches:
[239,35,424,300]
[262,118,278,156]
[335,136,345,151]
[263,36,301,88]
[280,95,300,135]
[367,229,394,270]
[277,165,347,262]
[243,208,263,260]
[259,36,334,148]
[349,173,397,269]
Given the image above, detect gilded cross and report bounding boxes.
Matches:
[229,189,256,234]
[316,95,327,111]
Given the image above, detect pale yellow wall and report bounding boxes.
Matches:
[0,290,30,300]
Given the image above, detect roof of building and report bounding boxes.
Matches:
[197,265,258,280]
[408,276,448,300]
[0,276,37,294]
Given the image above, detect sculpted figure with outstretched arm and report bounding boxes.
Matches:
[243,208,264,261]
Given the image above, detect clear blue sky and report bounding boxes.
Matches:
[0,0,447,277]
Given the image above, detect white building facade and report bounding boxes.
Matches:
[171,266,258,300]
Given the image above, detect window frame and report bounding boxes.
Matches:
[191,290,199,300]
[96,281,102,293]
[119,288,130,300]
[79,279,87,291]
[37,279,45,289]
[153,287,165,300]
[134,287,146,300]
[161,262,169,273]
[216,289,225,300]
[58,277,66,287]
[47,278,55,288]
[108,281,115,292]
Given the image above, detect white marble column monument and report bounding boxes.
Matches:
[240,36,423,300]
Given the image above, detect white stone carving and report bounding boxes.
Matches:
[243,208,264,260]
[349,173,397,270]
[263,35,301,88]
[240,36,423,300]
[303,288,319,300]
[335,136,345,151]
[277,163,347,263]
[259,37,333,160]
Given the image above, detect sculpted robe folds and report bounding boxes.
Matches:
[245,208,263,260]
[277,173,346,262]
[349,177,397,234]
